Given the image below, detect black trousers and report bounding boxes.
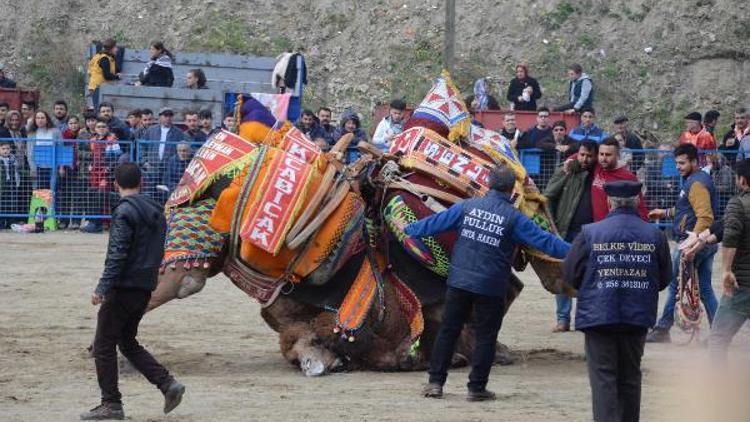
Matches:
[584,329,647,422]
[94,289,173,405]
[428,287,505,392]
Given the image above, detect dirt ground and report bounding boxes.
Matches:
[2,231,750,421]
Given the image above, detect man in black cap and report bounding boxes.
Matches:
[406,165,571,402]
[563,180,672,422]
[612,116,644,170]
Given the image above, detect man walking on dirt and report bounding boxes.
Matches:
[405,165,570,401]
[81,163,185,420]
[563,180,672,422]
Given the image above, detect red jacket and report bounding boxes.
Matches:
[89,134,120,190]
[591,162,648,222]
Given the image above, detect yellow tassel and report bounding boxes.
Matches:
[234,94,244,134]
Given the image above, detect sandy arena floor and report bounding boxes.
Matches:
[1,231,750,421]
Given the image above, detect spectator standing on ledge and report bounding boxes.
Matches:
[563,180,671,422]
[411,166,571,402]
[499,113,523,150]
[647,144,718,343]
[185,69,207,89]
[87,39,120,110]
[137,41,174,87]
[517,107,553,151]
[317,107,336,146]
[372,99,407,152]
[555,64,594,114]
[721,107,749,164]
[52,100,69,130]
[545,141,598,332]
[0,64,17,88]
[569,108,607,144]
[80,162,185,420]
[506,64,542,111]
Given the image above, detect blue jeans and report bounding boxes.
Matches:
[708,287,750,362]
[556,294,573,323]
[655,244,718,330]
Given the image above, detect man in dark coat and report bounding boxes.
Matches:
[563,180,671,422]
[81,163,185,420]
[406,165,570,401]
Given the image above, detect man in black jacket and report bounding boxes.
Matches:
[81,163,185,420]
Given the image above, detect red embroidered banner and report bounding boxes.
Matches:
[392,127,494,193]
[240,151,314,255]
[167,130,257,207]
[278,126,321,164]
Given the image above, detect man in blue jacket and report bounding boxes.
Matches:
[569,108,608,143]
[563,181,671,422]
[406,165,570,402]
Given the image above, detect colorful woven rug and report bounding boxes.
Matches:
[162,198,225,270]
[383,195,451,277]
[334,253,383,341]
[390,273,424,342]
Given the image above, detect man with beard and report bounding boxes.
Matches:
[317,107,335,146]
[647,144,718,343]
[52,100,70,130]
[545,141,598,332]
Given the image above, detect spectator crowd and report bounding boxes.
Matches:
[1,43,748,239]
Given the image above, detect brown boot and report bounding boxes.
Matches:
[552,322,570,333]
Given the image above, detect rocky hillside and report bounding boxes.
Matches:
[1,0,748,137]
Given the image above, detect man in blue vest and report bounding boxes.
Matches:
[405,165,571,401]
[646,143,719,342]
[563,180,672,422]
[556,63,594,114]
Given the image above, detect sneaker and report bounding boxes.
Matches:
[80,222,103,233]
[552,322,570,333]
[645,327,671,343]
[80,403,124,420]
[58,220,68,230]
[163,381,186,414]
[467,389,496,402]
[422,383,443,398]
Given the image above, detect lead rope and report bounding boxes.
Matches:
[675,255,702,345]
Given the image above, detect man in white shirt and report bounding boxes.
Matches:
[372,99,407,152]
